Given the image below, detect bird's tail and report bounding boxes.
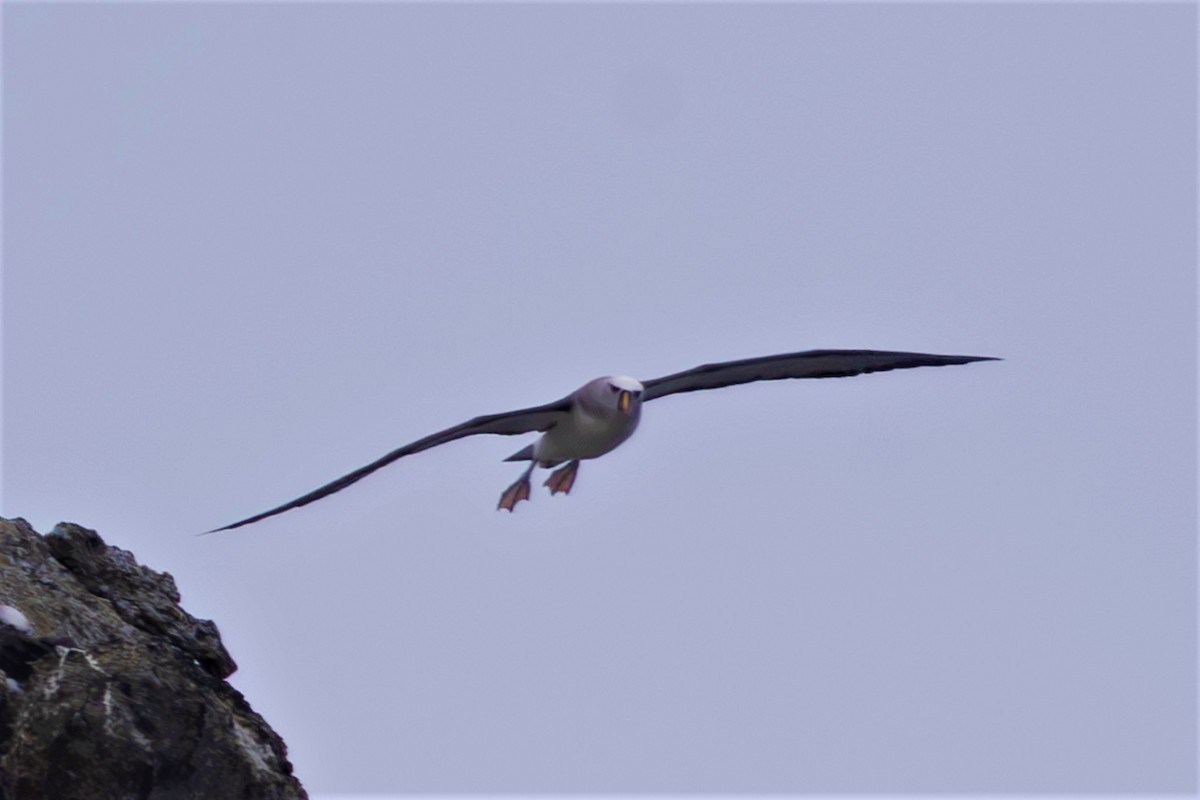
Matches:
[504,444,535,462]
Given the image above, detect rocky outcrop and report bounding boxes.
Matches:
[0,518,306,800]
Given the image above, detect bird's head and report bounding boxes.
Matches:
[603,375,644,417]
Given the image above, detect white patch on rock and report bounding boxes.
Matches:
[231,717,277,776]
[0,604,32,633]
[43,646,111,699]
[42,648,70,699]
[79,650,109,677]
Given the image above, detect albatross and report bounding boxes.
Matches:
[209,348,998,531]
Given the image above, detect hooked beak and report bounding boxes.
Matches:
[619,390,633,416]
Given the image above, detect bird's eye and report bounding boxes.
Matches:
[609,385,619,393]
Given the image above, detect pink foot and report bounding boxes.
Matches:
[544,460,580,496]
[497,475,532,512]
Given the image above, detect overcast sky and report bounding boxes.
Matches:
[3,2,1196,796]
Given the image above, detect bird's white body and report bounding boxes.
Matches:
[533,376,643,464]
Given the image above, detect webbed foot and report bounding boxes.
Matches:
[498,475,532,511]
[544,460,580,496]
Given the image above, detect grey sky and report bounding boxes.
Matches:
[3,2,1196,795]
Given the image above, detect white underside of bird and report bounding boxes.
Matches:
[526,375,643,464]
[209,349,998,530]
[495,375,645,510]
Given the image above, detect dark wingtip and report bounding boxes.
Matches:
[937,353,1001,365]
[198,521,244,536]
[199,509,280,535]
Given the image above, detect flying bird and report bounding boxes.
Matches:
[209,349,998,531]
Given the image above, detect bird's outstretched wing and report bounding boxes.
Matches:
[207,396,572,532]
[641,349,999,402]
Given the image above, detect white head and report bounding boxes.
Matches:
[608,375,644,393]
[607,375,643,417]
[581,375,644,417]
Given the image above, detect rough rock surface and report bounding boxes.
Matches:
[0,518,307,800]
